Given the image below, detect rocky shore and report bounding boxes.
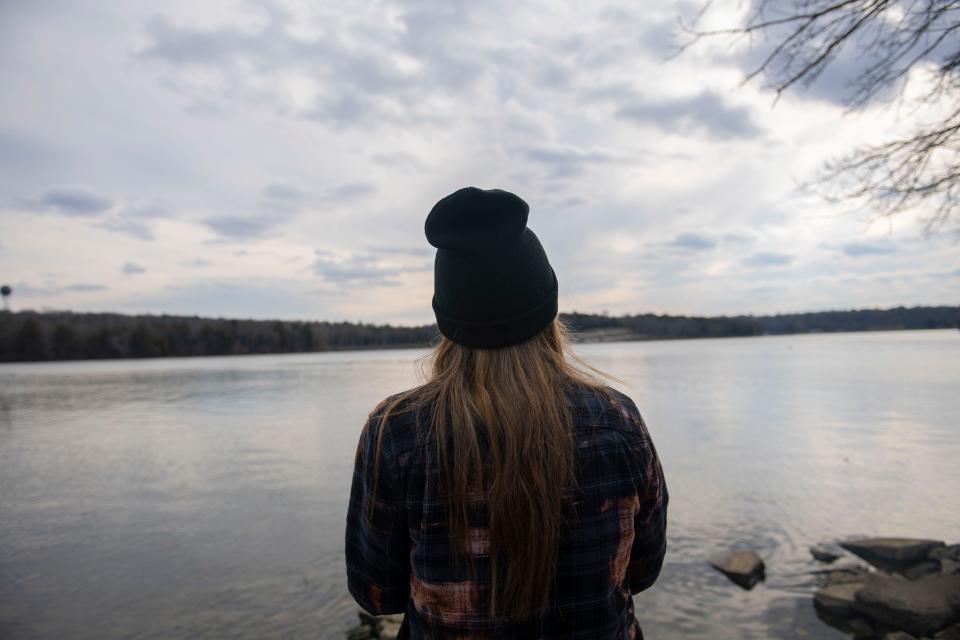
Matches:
[708,536,960,639]
[809,537,960,639]
[347,536,960,639]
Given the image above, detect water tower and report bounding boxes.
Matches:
[1,285,11,311]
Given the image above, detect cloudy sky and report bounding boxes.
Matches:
[1,0,956,325]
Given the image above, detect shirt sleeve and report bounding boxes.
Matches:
[345,404,411,614]
[623,403,669,595]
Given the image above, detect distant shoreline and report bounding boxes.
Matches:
[1,305,956,363]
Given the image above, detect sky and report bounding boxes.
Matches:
[1,0,957,326]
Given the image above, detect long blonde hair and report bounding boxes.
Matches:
[369,315,624,621]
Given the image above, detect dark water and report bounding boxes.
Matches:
[1,330,957,639]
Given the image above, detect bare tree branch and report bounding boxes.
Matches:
[681,0,960,231]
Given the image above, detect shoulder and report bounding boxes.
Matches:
[361,389,426,461]
[366,389,427,427]
[568,384,660,471]
[567,383,647,434]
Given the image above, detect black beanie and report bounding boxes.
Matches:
[425,186,558,348]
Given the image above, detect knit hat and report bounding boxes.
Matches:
[425,186,558,348]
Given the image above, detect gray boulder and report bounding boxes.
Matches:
[813,564,871,587]
[934,622,960,638]
[902,561,943,581]
[841,538,946,570]
[815,582,863,618]
[931,546,960,563]
[853,572,960,636]
[709,550,765,590]
[847,616,875,638]
[943,560,960,576]
[811,543,845,563]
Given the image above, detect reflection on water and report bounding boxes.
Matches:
[1,330,958,639]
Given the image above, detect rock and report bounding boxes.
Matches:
[353,611,404,639]
[811,543,845,563]
[853,571,960,636]
[841,538,946,570]
[902,561,943,581]
[813,564,871,587]
[346,624,373,640]
[883,632,918,640]
[934,622,960,638]
[943,560,960,576]
[709,549,765,590]
[814,607,886,639]
[381,613,405,623]
[377,617,403,640]
[930,545,960,563]
[847,616,875,638]
[815,582,863,618]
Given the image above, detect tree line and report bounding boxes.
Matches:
[0,311,437,362]
[563,306,960,339]
[0,305,956,362]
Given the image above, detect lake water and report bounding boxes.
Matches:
[1,330,958,639]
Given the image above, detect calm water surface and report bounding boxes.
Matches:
[1,330,958,639]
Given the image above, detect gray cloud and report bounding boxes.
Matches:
[742,251,793,267]
[99,204,172,241]
[394,3,488,90]
[371,152,424,171]
[15,282,109,297]
[122,262,146,275]
[616,91,762,139]
[578,82,635,104]
[135,9,426,127]
[27,186,114,216]
[723,232,757,245]
[203,213,286,241]
[99,218,155,241]
[322,182,377,201]
[558,196,588,208]
[20,187,169,239]
[203,181,376,241]
[671,232,716,250]
[313,250,431,287]
[842,240,896,257]
[134,3,600,130]
[262,182,303,202]
[137,11,298,66]
[123,203,170,219]
[517,145,621,179]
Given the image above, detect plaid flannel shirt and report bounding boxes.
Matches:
[345,384,668,639]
